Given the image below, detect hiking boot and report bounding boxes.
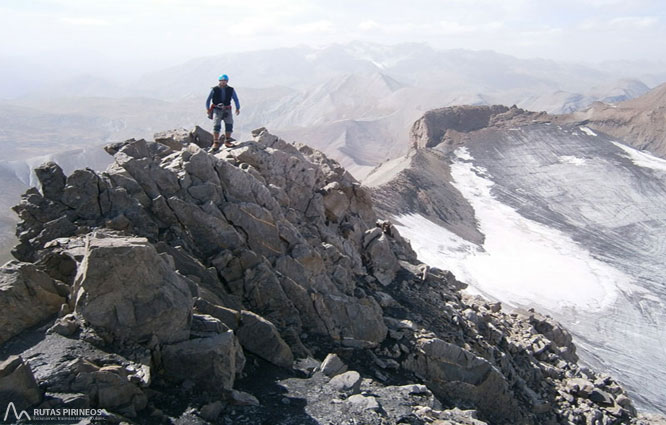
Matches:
[224,138,235,148]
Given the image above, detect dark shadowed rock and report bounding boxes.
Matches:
[0,356,42,411]
[0,262,65,344]
[236,310,294,368]
[363,227,400,286]
[161,331,245,392]
[61,169,104,220]
[403,337,520,423]
[35,161,66,202]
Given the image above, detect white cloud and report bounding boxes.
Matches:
[580,16,659,31]
[1,0,665,73]
[609,16,659,28]
[228,17,279,37]
[290,20,335,34]
[358,20,381,31]
[438,20,504,35]
[580,0,632,5]
[60,16,110,26]
[229,17,334,37]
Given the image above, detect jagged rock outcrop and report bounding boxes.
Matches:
[0,126,649,424]
[409,104,550,151]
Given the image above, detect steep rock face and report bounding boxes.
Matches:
[410,105,511,149]
[409,105,551,151]
[370,105,551,243]
[0,127,648,424]
[367,148,484,244]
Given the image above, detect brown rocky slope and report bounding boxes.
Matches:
[568,82,666,158]
[0,126,651,424]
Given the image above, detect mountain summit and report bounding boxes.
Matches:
[0,127,652,424]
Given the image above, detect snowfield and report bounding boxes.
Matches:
[393,125,666,414]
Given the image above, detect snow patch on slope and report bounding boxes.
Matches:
[613,141,666,173]
[559,156,587,166]
[580,126,598,136]
[395,147,631,312]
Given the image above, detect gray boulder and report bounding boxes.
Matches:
[403,337,520,423]
[193,299,293,368]
[190,125,214,149]
[191,313,228,336]
[363,227,400,286]
[154,128,190,151]
[236,310,294,369]
[35,161,66,202]
[0,356,41,412]
[345,394,380,412]
[320,353,347,377]
[0,262,65,344]
[72,233,193,344]
[90,365,148,417]
[313,293,387,348]
[162,331,245,392]
[328,370,361,394]
[193,298,241,330]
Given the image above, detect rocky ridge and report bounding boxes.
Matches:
[369,104,552,242]
[0,126,650,424]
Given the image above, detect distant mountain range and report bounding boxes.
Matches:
[1,42,665,260]
[3,43,663,180]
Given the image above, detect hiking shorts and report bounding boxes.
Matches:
[213,107,233,133]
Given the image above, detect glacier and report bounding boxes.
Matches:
[394,124,666,414]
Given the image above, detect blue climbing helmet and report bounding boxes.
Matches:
[218,74,229,81]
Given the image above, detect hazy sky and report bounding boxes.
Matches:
[2,0,665,79]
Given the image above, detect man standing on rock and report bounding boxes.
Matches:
[206,74,240,151]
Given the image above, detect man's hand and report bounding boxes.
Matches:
[235,109,240,116]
